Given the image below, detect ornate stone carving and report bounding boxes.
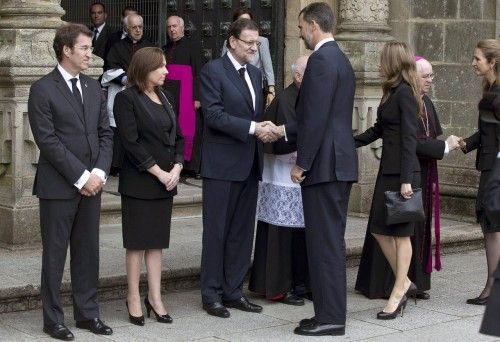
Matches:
[337,0,391,38]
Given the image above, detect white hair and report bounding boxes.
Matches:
[291,55,309,77]
[167,15,184,27]
[124,13,143,27]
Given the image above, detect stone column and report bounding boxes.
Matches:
[335,0,393,214]
[0,0,66,248]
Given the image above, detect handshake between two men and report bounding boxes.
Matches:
[254,121,286,143]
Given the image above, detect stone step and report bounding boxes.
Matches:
[99,177,203,225]
[0,214,484,314]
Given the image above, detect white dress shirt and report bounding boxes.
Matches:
[92,23,105,40]
[226,51,257,135]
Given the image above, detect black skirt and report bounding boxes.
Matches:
[477,170,500,233]
[248,221,310,299]
[121,195,173,249]
[368,171,421,237]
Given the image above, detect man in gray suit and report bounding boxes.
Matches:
[28,23,113,341]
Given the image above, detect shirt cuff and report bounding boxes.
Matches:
[249,121,256,135]
[497,151,500,158]
[91,168,107,184]
[444,141,449,156]
[283,126,288,142]
[74,170,91,190]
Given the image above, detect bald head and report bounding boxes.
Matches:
[416,58,434,95]
[167,15,185,42]
[291,55,309,88]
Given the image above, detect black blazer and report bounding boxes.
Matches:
[355,82,421,183]
[287,41,358,185]
[200,54,264,181]
[463,84,500,171]
[28,68,113,199]
[416,95,446,160]
[113,86,184,199]
[90,23,114,60]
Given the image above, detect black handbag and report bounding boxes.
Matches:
[384,188,425,225]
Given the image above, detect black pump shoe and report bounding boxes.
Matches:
[126,301,145,326]
[466,296,489,305]
[145,296,173,323]
[377,295,408,320]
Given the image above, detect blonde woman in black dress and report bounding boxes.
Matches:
[355,41,422,319]
[114,47,184,325]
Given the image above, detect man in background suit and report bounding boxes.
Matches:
[28,23,113,341]
[199,18,277,318]
[89,2,114,64]
[287,2,358,336]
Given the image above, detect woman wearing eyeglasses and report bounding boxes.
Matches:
[221,7,276,107]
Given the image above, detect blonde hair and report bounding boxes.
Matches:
[476,39,500,92]
[380,41,422,116]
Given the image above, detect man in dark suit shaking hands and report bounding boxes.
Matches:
[289,2,358,336]
[28,23,113,340]
[199,18,278,318]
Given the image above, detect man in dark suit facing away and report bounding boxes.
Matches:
[286,2,358,336]
[28,23,113,341]
[199,18,279,318]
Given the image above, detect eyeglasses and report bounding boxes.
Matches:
[74,45,94,53]
[128,25,143,30]
[422,73,435,80]
[236,37,261,48]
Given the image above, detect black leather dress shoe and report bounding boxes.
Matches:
[280,292,305,306]
[294,322,345,336]
[224,296,263,313]
[299,317,316,327]
[466,296,489,305]
[203,302,230,318]
[43,323,74,341]
[416,291,430,300]
[75,318,113,335]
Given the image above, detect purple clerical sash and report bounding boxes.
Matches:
[166,64,195,161]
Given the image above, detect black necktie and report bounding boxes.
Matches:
[70,78,84,111]
[238,67,252,96]
[92,28,99,46]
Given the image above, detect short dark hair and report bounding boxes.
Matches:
[53,23,92,62]
[122,6,137,17]
[127,47,165,92]
[232,7,253,22]
[90,2,105,13]
[299,2,335,33]
[226,18,259,49]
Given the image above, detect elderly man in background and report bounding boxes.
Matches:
[163,15,203,178]
[102,13,154,175]
[249,55,311,306]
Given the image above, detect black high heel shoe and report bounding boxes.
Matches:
[377,295,408,320]
[126,301,145,326]
[406,282,418,304]
[144,296,173,323]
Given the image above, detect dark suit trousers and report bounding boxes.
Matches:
[200,166,259,304]
[40,194,101,325]
[301,181,352,325]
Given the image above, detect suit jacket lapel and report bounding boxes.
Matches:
[248,67,261,115]
[158,90,177,146]
[81,76,91,127]
[52,69,85,125]
[223,55,253,111]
